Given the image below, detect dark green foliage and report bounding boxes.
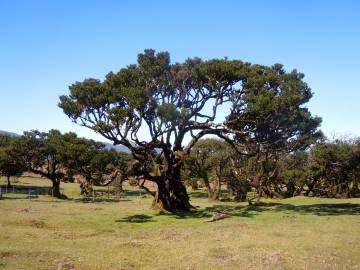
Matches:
[275,138,360,198]
[0,135,26,187]
[278,151,310,197]
[306,139,360,197]
[16,130,69,198]
[226,64,322,198]
[15,130,132,198]
[59,132,132,187]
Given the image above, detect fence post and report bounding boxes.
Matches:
[28,187,31,200]
[0,186,2,199]
[92,189,95,202]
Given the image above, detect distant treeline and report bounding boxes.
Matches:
[1,131,359,202]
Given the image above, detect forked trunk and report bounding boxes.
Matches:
[152,167,192,211]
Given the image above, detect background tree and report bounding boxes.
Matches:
[16,130,132,198]
[226,64,322,198]
[16,130,69,198]
[184,138,252,201]
[224,153,252,201]
[181,164,199,190]
[277,151,310,197]
[185,139,224,200]
[0,135,26,188]
[306,138,360,198]
[59,132,132,193]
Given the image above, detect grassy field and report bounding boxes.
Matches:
[0,177,359,270]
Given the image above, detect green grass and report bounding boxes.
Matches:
[0,177,359,270]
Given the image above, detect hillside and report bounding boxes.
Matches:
[0,130,20,137]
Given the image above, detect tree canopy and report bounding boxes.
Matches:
[59,49,321,211]
[14,130,130,198]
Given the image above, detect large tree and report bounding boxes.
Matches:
[59,49,321,211]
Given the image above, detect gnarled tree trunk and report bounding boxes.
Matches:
[152,166,191,211]
[48,179,62,198]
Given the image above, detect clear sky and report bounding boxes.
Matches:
[1,0,359,142]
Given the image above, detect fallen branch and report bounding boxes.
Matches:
[205,213,231,222]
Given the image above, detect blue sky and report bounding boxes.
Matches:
[0,0,359,142]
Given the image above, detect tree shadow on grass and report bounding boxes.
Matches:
[241,202,360,216]
[155,201,360,220]
[274,203,360,216]
[156,209,211,219]
[115,202,360,225]
[115,214,154,223]
[156,204,256,219]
